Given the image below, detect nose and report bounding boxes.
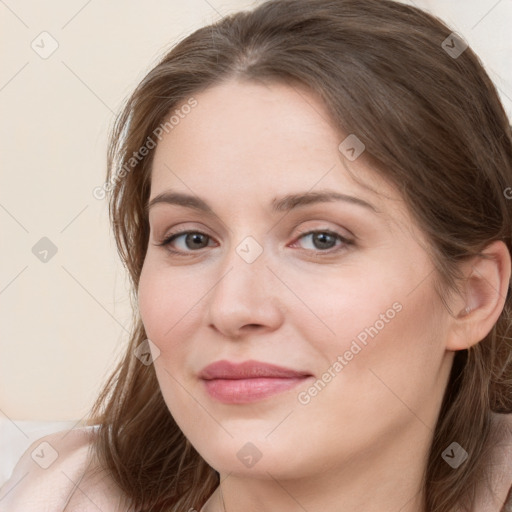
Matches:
[206,240,285,339]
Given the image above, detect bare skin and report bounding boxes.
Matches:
[137,79,511,512]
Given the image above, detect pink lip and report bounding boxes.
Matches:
[199,360,312,404]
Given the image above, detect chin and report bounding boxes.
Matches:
[192,434,316,480]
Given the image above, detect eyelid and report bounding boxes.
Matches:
[156,226,354,256]
[290,229,353,251]
[156,229,214,250]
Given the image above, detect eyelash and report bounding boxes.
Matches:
[156,229,353,256]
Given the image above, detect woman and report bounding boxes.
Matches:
[1,0,511,510]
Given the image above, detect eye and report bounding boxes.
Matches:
[156,228,353,256]
[157,230,215,254]
[291,229,353,253]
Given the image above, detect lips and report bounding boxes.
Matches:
[199,360,313,404]
[199,359,312,380]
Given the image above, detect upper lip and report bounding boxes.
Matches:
[199,360,312,380]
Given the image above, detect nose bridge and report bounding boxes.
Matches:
[217,234,268,299]
[206,232,284,335]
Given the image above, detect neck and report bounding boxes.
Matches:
[201,419,432,512]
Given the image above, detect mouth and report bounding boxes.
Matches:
[199,359,313,404]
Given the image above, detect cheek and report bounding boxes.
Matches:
[290,282,446,454]
[287,269,403,357]
[137,264,166,343]
[295,263,445,392]
[137,263,204,423]
[137,261,203,354]
[305,275,446,419]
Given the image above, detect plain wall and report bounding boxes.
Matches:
[1,0,511,422]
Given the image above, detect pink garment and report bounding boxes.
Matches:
[0,426,132,511]
[473,412,512,512]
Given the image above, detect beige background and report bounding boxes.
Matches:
[1,0,511,425]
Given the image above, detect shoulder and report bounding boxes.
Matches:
[495,413,512,511]
[0,425,132,512]
[472,412,512,511]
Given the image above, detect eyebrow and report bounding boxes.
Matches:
[145,189,378,214]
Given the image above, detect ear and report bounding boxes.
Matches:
[446,240,511,351]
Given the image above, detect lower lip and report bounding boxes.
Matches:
[202,377,310,404]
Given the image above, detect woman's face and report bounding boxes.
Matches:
[138,79,455,480]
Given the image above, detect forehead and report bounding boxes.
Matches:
[149,79,399,215]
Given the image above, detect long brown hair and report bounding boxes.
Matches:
[86,1,512,510]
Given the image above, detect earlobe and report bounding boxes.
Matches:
[446,240,511,352]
